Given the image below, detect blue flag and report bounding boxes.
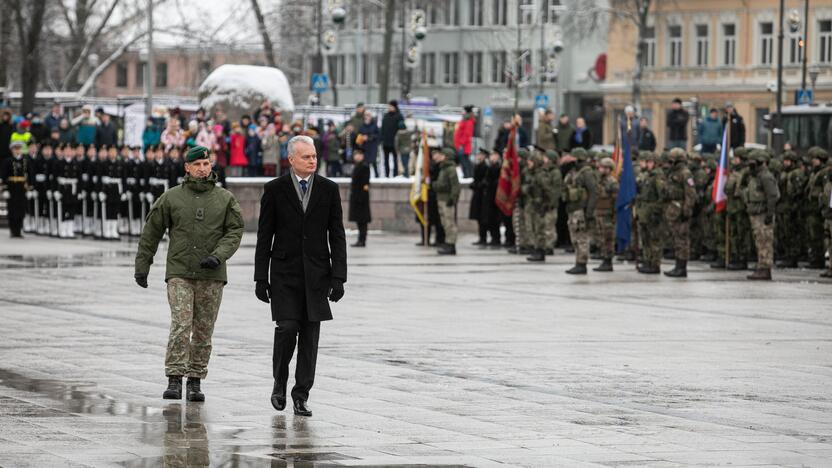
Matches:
[615,121,637,251]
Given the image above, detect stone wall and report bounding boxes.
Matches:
[227,177,478,233]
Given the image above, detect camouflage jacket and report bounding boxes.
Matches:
[742,167,779,216]
[563,164,598,214]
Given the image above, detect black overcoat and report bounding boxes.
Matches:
[348,161,371,223]
[254,174,347,322]
[468,161,487,220]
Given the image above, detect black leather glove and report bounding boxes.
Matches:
[134,273,148,288]
[255,280,271,303]
[445,199,454,207]
[329,279,345,303]
[764,213,774,225]
[199,255,221,269]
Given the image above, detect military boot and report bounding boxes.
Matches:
[776,258,798,268]
[747,268,772,281]
[663,259,687,278]
[163,376,182,399]
[565,263,587,275]
[526,249,545,262]
[518,245,533,255]
[593,258,613,272]
[186,377,205,402]
[437,244,456,255]
[820,269,832,278]
[637,263,661,274]
[726,257,748,270]
[709,257,726,269]
[543,247,554,256]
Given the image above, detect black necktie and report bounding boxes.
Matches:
[300,179,308,196]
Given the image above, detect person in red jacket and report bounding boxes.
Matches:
[453,105,475,177]
[228,122,247,176]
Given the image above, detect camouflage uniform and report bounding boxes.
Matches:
[726,149,752,268]
[433,151,461,248]
[523,153,558,261]
[661,148,696,277]
[743,150,779,279]
[636,152,663,272]
[821,169,832,277]
[776,151,806,267]
[543,151,563,251]
[593,158,619,261]
[514,149,531,253]
[688,154,709,259]
[805,147,831,268]
[563,148,598,272]
[166,278,225,378]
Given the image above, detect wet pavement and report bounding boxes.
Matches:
[0,232,831,467]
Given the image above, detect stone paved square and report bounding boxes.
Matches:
[1,233,831,467]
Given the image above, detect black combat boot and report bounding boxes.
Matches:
[526,249,545,262]
[437,244,456,255]
[518,245,533,255]
[747,268,772,280]
[186,377,205,402]
[663,259,687,278]
[776,258,798,268]
[544,247,554,256]
[565,263,587,275]
[163,376,182,400]
[351,240,366,247]
[637,263,661,274]
[593,258,613,272]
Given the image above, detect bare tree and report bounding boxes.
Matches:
[58,0,121,90]
[77,30,148,96]
[378,0,395,103]
[250,0,277,67]
[11,0,48,114]
[0,0,10,89]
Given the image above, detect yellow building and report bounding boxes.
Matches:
[601,0,832,149]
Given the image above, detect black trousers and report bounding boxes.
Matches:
[357,221,367,243]
[8,216,23,237]
[273,319,320,403]
[382,146,398,178]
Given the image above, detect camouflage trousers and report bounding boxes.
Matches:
[713,211,726,259]
[567,209,589,264]
[749,214,775,269]
[527,208,556,250]
[513,205,526,247]
[438,202,458,244]
[806,212,826,264]
[777,206,803,261]
[669,220,690,261]
[593,210,616,258]
[826,219,832,271]
[165,278,225,379]
[729,211,752,261]
[638,220,662,268]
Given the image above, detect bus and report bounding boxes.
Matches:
[780,104,832,153]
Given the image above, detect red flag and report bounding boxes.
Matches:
[495,126,520,216]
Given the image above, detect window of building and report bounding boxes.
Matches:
[442,52,459,84]
[490,50,507,83]
[787,29,804,65]
[542,0,561,24]
[695,24,709,66]
[466,51,483,83]
[357,53,369,85]
[420,52,436,84]
[469,0,483,26]
[539,50,555,82]
[442,0,460,26]
[376,54,384,85]
[760,22,774,65]
[491,0,507,26]
[135,61,146,87]
[116,62,128,88]
[819,20,832,63]
[518,0,535,25]
[722,23,736,66]
[642,26,656,68]
[514,49,532,83]
[155,62,167,88]
[328,55,346,85]
[668,24,682,67]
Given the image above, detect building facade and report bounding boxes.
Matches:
[282,0,607,141]
[93,46,266,99]
[602,0,832,149]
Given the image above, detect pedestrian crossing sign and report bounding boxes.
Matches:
[311,74,329,93]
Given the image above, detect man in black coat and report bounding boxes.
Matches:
[0,109,13,163]
[380,100,403,177]
[348,148,371,247]
[0,141,30,237]
[470,149,488,245]
[723,102,746,149]
[254,135,347,417]
[95,112,118,148]
[667,97,689,149]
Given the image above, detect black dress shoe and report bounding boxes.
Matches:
[271,382,286,411]
[293,400,312,417]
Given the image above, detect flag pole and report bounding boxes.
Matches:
[724,121,732,268]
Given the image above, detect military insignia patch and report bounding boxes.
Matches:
[196,208,204,220]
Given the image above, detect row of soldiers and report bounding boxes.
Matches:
[0,141,226,240]
[483,144,832,280]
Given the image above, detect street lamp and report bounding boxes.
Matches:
[773,0,786,155]
[809,64,820,93]
[402,9,428,100]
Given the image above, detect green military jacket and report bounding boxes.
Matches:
[742,167,779,216]
[562,164,597,214]
[544,163,563,208]
[636,168,663,222]
[524,166,558,212]
[822,175,832,220]
[135,173,244,283]
[536,120,556,151]
[807,165,832,207]
[595,174,619,216]
[725,167,747,214]
[433,159,460,204]
[661,162,696,221]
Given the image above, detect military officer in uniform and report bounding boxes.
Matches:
[432,147,461,255]
[0,141,30,238]
[593,157,619,272]
[562,148,598,274]
[56,143,81,238]
[524,152,557,262]
[636,152,663,274]
[135,146,243,402]
[743,150,780,280]
[661,147,697,278]
[821,167,832,278]
[32,143,54,235]
[805,147,830,269]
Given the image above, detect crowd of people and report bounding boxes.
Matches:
[417,103,832,281]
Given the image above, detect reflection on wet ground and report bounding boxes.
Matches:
[0,249,137,269]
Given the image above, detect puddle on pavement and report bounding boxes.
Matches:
[0,250,136,269]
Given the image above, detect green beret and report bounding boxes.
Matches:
[441,147,456,159]
[185,145,209,162]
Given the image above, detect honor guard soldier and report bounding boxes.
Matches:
[169,147,186,187]
[23,142,38,233]
[562,148,598,274]
[33,143,54,235]
[0,141,31,238]
[661,148,697,278]
[125,146,143,236]
[101,145,124,240]
[56,143,81,238]
[743,150,780,280]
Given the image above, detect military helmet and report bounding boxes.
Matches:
[768,158,782,172]
[734,147,749,159]
[668,147,687,163]
[440,147,456,159]
[545,150,559,160]
[599,157,615,169]
[641,151,657,163]
[517,148,530,159]
[782,150,798,162]
[571,147,588,161]
[807,146,829,161]
[689,151,703,161]
[748,149,768,163]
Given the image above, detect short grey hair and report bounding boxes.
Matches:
[287,135,315,157]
